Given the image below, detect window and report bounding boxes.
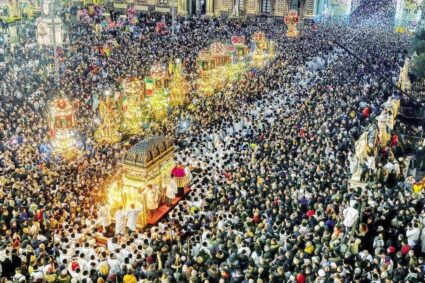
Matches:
[261,0,271,13]
[235,0,244,11]
[290,0,299,10]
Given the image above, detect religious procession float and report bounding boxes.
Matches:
[94,90,122,144]
[195,32,276,96]
[169,59,190,107]
[252,31,276,67]
[145,63,170,123]
[36,0,64,46]
[48,97,80,159]
[0,0,39,23]
[284,10,300,38]
[120,77,145,135]
[231,36,250,61]
[196,41,248,96]
[106,136,190,228]
[94,60,189,143]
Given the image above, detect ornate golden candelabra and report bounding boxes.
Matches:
[169,59,189,107]
[120,78,144,135]
[252,32,268,67]
[95,91,122,144]
[147,63,169,123]
[196,50,216,96]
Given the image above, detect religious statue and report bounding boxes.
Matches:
[38,21,48,36]
[231,1,240,18]
[42,0,51,17]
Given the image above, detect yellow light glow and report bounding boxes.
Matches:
[95,96,122,144]
[105,137,175,228]
[121,78,144,135]
[148,94,168,122]
[169,60,189,107]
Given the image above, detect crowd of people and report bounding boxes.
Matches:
[1,0,425,282]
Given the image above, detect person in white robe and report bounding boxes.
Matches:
[166,176,177,206]
[184,165,192,183]
[114,206,127,236]
[146,185,159,213]
[348,152,358,175]
[98,203,111,229]
[126,203,142,234]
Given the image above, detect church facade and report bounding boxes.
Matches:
[111,0,360,19]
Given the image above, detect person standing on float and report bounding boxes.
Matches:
[166,174,178,206]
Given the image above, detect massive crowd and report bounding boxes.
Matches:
[1,0,425,282]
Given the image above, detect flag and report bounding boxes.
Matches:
[144,77,154,96]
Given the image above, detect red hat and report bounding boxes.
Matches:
[306,210,315,217]
[387,246,396,254]
[296,273,306,283]
[71,261,80,271]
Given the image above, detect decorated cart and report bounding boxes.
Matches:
[94,90,122,144]
[107,136,175,227]
[197,50,216,77]
[150,63,169,95]
[210,42,231,67]
[48,97,79,159]
[144,63,169,122]
[169,59,189,107]
[284,10,300,38]
[231,36,250,60]
[120,77,144,135]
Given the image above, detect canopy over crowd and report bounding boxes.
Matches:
[1,0,425,282]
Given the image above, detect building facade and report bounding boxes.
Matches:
[107,0,360,19]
